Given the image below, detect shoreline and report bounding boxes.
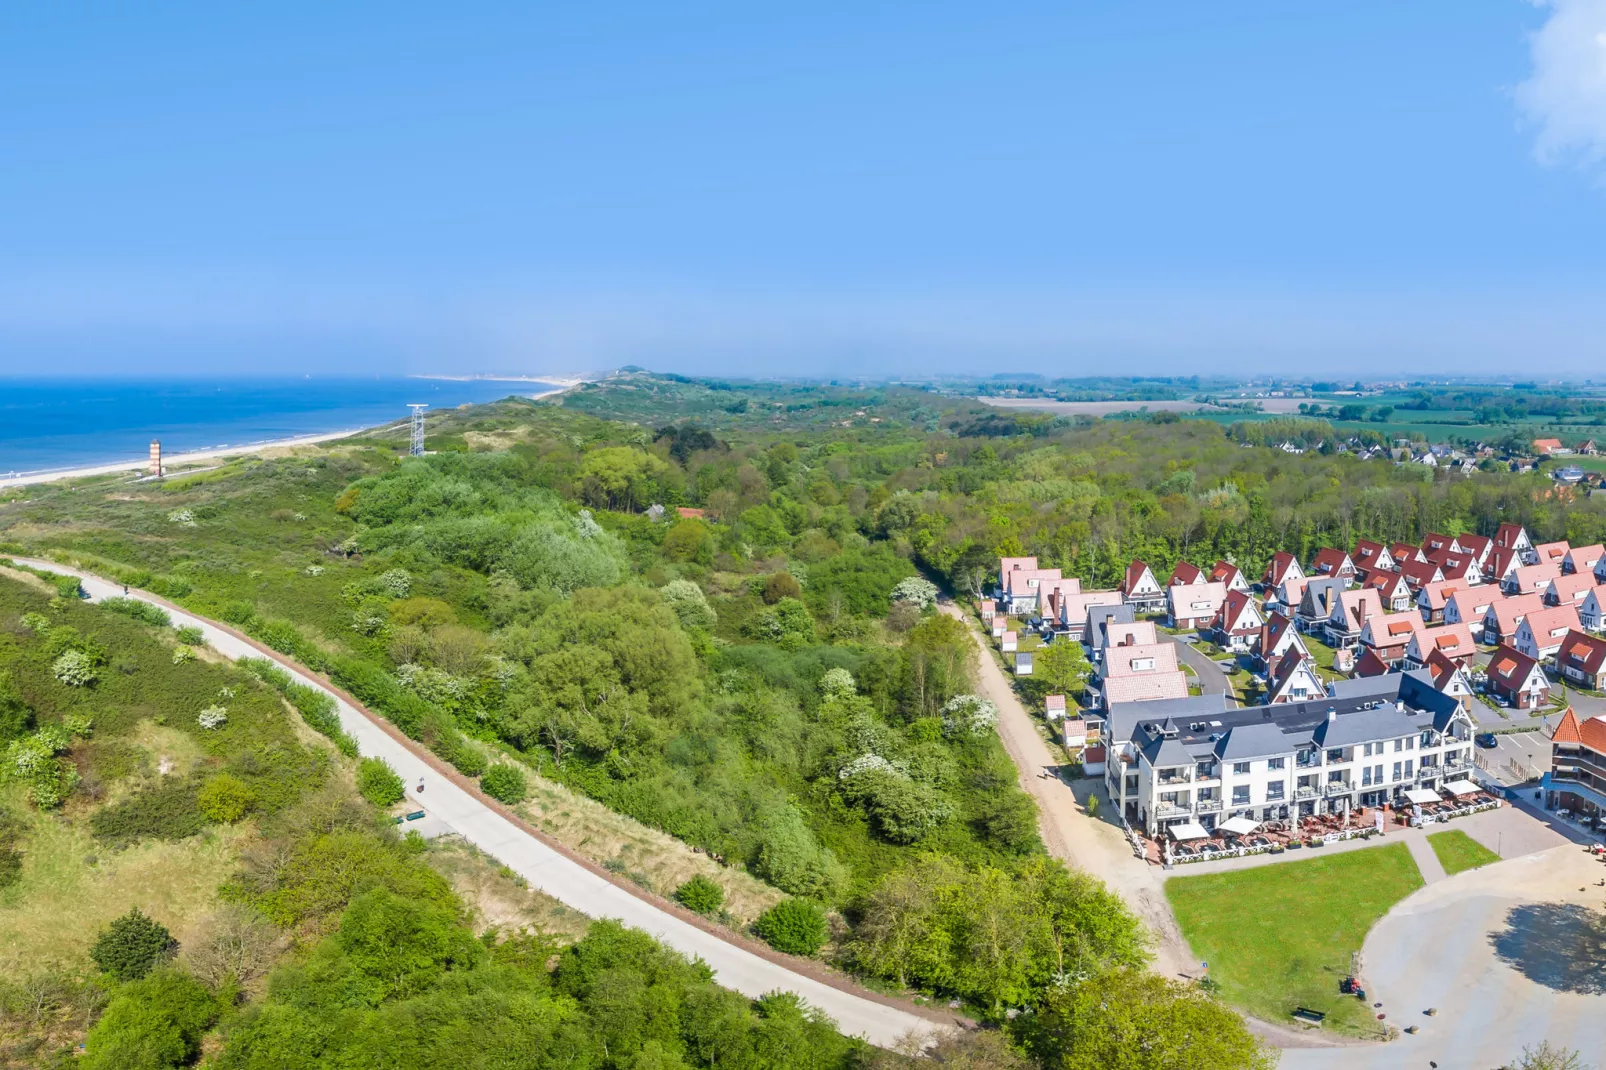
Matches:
[0,381,578,491]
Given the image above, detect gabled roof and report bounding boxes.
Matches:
[1214,589,1262,633]
[1213,721,1294,761]
[1363,611,1425,651]
[1055,589,1124,627]
[1335,587,1384,630]
[1420,578,1469,612]
[1548,572,1597,606]
[1352,539,1394,570]
[1548,706,1606,752]
[1397,558,1445,590]
[1520,604,1583,643]
[1564,544,1605,573]
[1208,560,1245,588]
[1264,653,1326,704]
[1000,556,1039,574]
[1557,629,1606,677]
[1485,545,1523,581]
[1390,542,1426,566]
[1423,647,1471,693]
[1510,561,1561,594]
[1352,647,1393,678]
[1123,559,1158,596]
[1533,438,1564,453]
[1534,541,1570,566]
[1310,548,1354,577]
[1422,532,1462,555]
[1360,569,1410,599]
[1456,533,1492,562]
[1495,523,1530,550]
[1004,567,1064,596]
[1106,670,1190,705]
[1167,581,1228,619]
[1487,645,1544,688]
[1106,642,1180,677]
[1259,611,1305,658]
[1168,560,1205,586]
[1487,592,1546,636]
[1413,622,1476,661]
[1444,586,1498,621]
[1262,550,1302,587]
[1103,619,1159,649]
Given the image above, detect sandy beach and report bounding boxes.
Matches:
[0,428,370,490]
[0,380,579,491]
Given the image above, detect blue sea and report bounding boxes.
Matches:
[0,377,557,476]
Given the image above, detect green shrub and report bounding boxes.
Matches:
[1085,794,1100,819]
[52,649,99,686]
[479,763,527,805]
[53,575,82,601]
[356,757,406,808]
[197,774,256,823]
[752,899,828,956]
[82,968,215,1070]
[91,778,206,847]
[672,874,725,916]
[90,908,178,982]
[175,625,205,645]
[100,597,172,627]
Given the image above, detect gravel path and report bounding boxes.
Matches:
[21,558,946,1049]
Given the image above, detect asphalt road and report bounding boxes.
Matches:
[1168,634,1234,703]
[22,559,941,1049]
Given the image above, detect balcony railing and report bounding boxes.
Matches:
[1195,798,1223,813]
[1156,773,1190,786]
[1325,781,1352,796]
[1295,785,1320,800]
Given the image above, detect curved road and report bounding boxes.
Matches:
[21,559,939,1049]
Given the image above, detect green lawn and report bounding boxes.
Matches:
[1426,830,1501,876]
[1165,844,1425,1035]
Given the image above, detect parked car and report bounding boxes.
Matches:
[1476,732,1498,749]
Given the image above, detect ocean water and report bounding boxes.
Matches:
[0,377,556,476]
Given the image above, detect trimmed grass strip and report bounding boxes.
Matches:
[1165,843,1424,1035]
[1426,829,1500,876]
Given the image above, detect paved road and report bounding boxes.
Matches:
[1169,634,1232,702]
[23,559,940,1049]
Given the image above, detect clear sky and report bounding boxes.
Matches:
[3,2,1605,379]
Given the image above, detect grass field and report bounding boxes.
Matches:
[1426,829,1501,876]
[1165,844,1425,1035]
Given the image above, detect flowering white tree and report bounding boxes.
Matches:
[819,667,857,699]
[52,650,98,687]
[890,577,940,610]
[941,694,998,739]
[197,705,228,730]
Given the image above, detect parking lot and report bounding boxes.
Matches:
[1479,729,1551,786]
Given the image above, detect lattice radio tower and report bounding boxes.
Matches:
[407,404,428,456]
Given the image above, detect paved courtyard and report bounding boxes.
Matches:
[1281,839,1606,1068]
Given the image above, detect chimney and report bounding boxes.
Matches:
[1327,707,1337,722]
[149,440,162,477]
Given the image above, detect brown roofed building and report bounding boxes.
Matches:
[1486,645,1550,709]
[1310,547,1357,582]
[1556,630,1606,691]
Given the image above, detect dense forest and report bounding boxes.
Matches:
[17,369,1582,1064]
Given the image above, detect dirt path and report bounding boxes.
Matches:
[943,602,1352,1053]
[941,603,1192,977]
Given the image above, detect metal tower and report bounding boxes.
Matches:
[407,404,428,456]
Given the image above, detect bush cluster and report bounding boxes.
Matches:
[479,763,527,805]
[355,757,406,808]
[752,899,828,956]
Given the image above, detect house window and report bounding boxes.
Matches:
[1404,759,1414,776]
[1362,767,1373,786]
[1326,749,1345,764]
[1419,731,1433,748]
[1232,786,1250,805]
[1267,757,1285,771]
[1265,781,1285,801]
[1393,738,1403,752]
[1406,737,1415,751]
[1233,762,1250,775]
[1132,657,1155,671]
[1392,762,1402,781]
[1327,770,1345,783]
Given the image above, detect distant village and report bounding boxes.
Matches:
[1279,434,1602,490]
[979,522,1606,862]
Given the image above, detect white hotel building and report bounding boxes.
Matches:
[1104,673,1477,838]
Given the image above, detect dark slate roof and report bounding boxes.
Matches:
[1213,721,1296,761]
[1087,603,1138,652]
[1119,671,1466,765]
[1140,733,1195,768]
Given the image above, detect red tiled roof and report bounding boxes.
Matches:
[1352,647,1392,678]
[1495,523,1528,550]
[1123,559,1155,596]
[1103,671,1190,704]
[1487,644,1542,685]
[1557,629,1606,676]
[1421,579,1468,612]
[1310,548,1353,576]
[1263,550,1300,586]
[676,507,706,519]
[1168,560,1204,586]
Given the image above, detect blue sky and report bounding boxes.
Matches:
[2,2,1605,379]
